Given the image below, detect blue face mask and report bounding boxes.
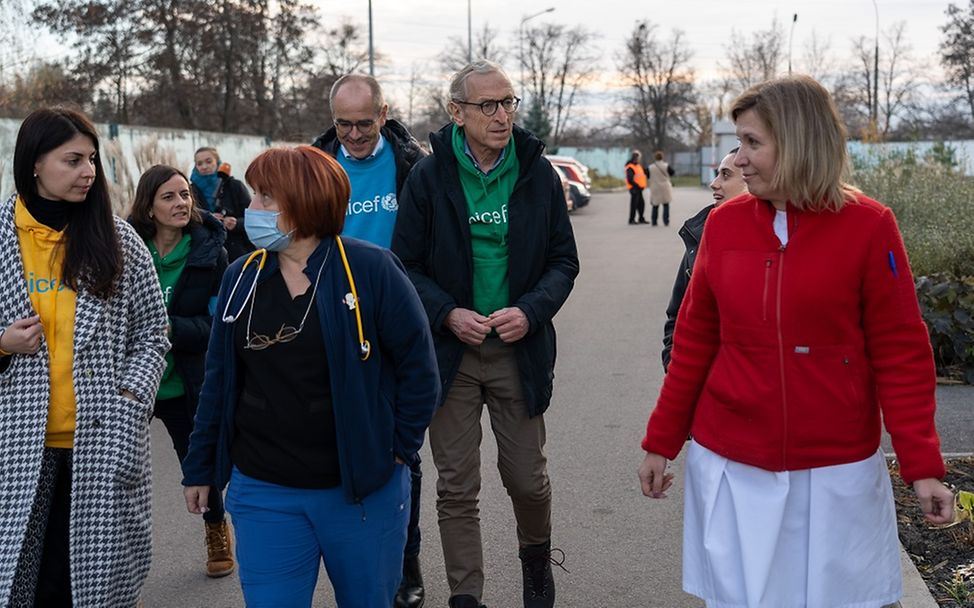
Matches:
[244,208,293,252]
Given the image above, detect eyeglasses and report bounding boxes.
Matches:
[452,97,521,116]
[243,246,329,350]
[245,323,302,350]
[334,118,378,133]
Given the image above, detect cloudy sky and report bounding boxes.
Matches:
[315,0,953,79]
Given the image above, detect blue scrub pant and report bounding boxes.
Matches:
[225,465,410,607]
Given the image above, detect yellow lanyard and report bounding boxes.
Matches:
[336,236,371,361]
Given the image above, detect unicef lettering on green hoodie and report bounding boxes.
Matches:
[452,124,520,316]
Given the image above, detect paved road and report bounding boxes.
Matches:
[143,189,972,607]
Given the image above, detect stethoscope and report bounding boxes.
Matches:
[221,236,372,361]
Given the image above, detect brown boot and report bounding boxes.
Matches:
[204,520,235,578]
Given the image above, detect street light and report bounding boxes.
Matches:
[519,7,555,99]
[368,0,374,76]
[871,0,880,131]
[788,13,798,75]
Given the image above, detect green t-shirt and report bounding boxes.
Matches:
[148,234,192,400]
[451,124,520,317]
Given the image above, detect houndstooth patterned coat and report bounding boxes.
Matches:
[0,194,169,606]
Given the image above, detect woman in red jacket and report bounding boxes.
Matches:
[638,75,953,608]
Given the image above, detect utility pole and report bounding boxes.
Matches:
[788,13,798,75]
[467,0,473,63]
[368,0,375,76]
[871,0,880,132]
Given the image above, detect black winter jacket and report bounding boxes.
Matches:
[392,124,579,417]
[191,175,252,261]
[168,212,228,411]
[661,203,714,371]
[311,118,426,196]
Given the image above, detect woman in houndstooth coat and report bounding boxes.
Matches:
[0,108,169,606]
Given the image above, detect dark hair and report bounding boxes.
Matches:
[654,150,664,161]
[245,146,349,239]
[129,165,202,241]
[14,107,122,299]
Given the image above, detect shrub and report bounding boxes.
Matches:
[588,168,625,190]
[915,274,974,383]
[851,149,974,278]
[852,149,974,382]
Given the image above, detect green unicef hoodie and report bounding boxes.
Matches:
[451,124,520,317]
[147,234,192,400]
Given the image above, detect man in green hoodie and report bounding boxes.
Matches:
[392,61,579,608]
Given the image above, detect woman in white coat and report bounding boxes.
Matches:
[0,107,169,607]
[647,149,674,226]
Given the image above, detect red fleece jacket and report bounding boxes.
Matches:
[642,193,945,484]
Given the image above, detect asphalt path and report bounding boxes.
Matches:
[142,188,972,607]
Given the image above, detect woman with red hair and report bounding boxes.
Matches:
[181,145,439,607]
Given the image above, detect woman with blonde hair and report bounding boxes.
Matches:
[638,75,953,607]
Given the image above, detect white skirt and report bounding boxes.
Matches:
[682,440,902,608]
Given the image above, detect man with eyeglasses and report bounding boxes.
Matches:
[392,60,578,608]
[311,73,429,608]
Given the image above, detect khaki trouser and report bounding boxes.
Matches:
[429,338,551,600]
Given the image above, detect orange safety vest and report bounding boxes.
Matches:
[625,162,647,189]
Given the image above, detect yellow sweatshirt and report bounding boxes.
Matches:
[15,197,78,448]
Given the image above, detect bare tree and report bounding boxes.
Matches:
[521,23,600,148]
[617,21,695,152]
[877,22,921,137]
[438,22,507,74]
[724,18,784,91]
[800,29,837,83]
[940,0,974,124]
[837,22,922,138]
[0,0,31,82]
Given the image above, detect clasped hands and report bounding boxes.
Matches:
[446,307,528,345]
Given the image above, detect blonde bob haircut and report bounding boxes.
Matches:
[731,75,859,212]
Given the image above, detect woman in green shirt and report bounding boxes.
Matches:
[129,165,231,578]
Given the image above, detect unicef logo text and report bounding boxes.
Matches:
[347,193,398,216]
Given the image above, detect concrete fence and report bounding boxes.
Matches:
[0,118,301,214]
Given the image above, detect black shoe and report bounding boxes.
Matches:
[637,218,648,224]
[519,541,567,608]
[628,220,636,225]
[394,555,425,608]
[448,595,486,608]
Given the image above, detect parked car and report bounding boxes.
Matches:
[546,155,591,210]
[552,164,573,212]
[546,155,591,189]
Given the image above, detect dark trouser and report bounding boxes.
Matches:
[155,394,225,522]
[10,448,73,608]
[429,339,551,600]
[628,188,645,222]
[651,202,670,226]
[404,455,422,557]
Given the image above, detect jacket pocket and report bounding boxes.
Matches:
[786,344,866,450]
[717,250,776,327]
